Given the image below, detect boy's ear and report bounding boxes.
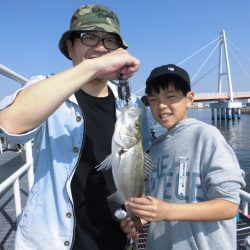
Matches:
[187,91,195,107]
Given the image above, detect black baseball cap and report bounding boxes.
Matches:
[146,64,191,90]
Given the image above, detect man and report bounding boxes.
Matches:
[0,4,150,250]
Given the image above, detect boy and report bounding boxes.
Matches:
[124,64,245,250]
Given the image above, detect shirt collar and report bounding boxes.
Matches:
[68,81,118,104]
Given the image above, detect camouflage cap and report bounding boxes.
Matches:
[59,4,128,60]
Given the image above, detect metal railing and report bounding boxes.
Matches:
[0,64,28,85]
[240,189,250,216]
[0,64,34,223]
[0,141,34,222]
[0,140,3,154]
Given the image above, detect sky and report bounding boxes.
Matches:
[1,0,250,100]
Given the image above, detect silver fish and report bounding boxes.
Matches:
[96,105,154,227]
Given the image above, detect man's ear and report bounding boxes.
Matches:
[66,39,73,60]
[187,91,195,107]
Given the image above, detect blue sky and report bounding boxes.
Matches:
[1,0,250,100]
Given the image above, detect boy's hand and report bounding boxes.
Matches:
[120,217,139,240]
[125,195,169,222]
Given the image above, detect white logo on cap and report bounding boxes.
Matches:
[168,67,175,71]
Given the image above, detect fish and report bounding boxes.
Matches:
[96,105,154,228]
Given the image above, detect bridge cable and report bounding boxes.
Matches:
[177,36,220,66]
[227,39,250,62]
[227,40,250,80]
[191,48,240,88]
[190,41,221,84]
[191,65,218,87]
[134,85,146,95]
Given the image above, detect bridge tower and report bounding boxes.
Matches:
[218,30,234,101]
[210,30,242,120]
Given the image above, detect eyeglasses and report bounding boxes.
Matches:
[75,32,122,50]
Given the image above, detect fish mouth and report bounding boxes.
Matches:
[125,106,141,115]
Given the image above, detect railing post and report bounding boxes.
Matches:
[0,140,3,154]
[239,190,250,215]
[25,140,34,190]
[242,200,249,215]
[13,178,22,223]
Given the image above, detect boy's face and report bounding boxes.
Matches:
[147,84,194,129]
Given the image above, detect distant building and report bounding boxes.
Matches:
[192,102,204,108]
[247,99,250,106]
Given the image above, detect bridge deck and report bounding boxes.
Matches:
[194,91,250,102]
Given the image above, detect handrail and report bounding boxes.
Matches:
[240,189,250,215]
[0,63,33,223]
[0,140,3,154]
[0,64,28,85]
[0,141,34,222]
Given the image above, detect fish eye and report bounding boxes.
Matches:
[135,122,140,128]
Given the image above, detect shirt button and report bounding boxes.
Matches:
[76,116,81,122]
[64,241,70,246]
[73,147,79,153]
[66,212,72,218]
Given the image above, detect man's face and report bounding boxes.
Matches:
[66,31,121,66]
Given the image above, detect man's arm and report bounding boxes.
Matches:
[0,48,140,134]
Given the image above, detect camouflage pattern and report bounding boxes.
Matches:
[59,4,128,59]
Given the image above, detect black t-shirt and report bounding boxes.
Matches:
[71,88,127,250]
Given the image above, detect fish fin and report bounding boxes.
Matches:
[124,241,137,250]
[96,155,112,170]
[107,191,125,204]
[132,215,143,229]
[126,210,143,229]
[144,153,156,178]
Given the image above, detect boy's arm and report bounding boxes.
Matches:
[125,195,238,222]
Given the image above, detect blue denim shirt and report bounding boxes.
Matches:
[0,76,151,250]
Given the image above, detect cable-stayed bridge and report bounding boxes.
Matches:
[136,30,250,96]
[136,30,250,120]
